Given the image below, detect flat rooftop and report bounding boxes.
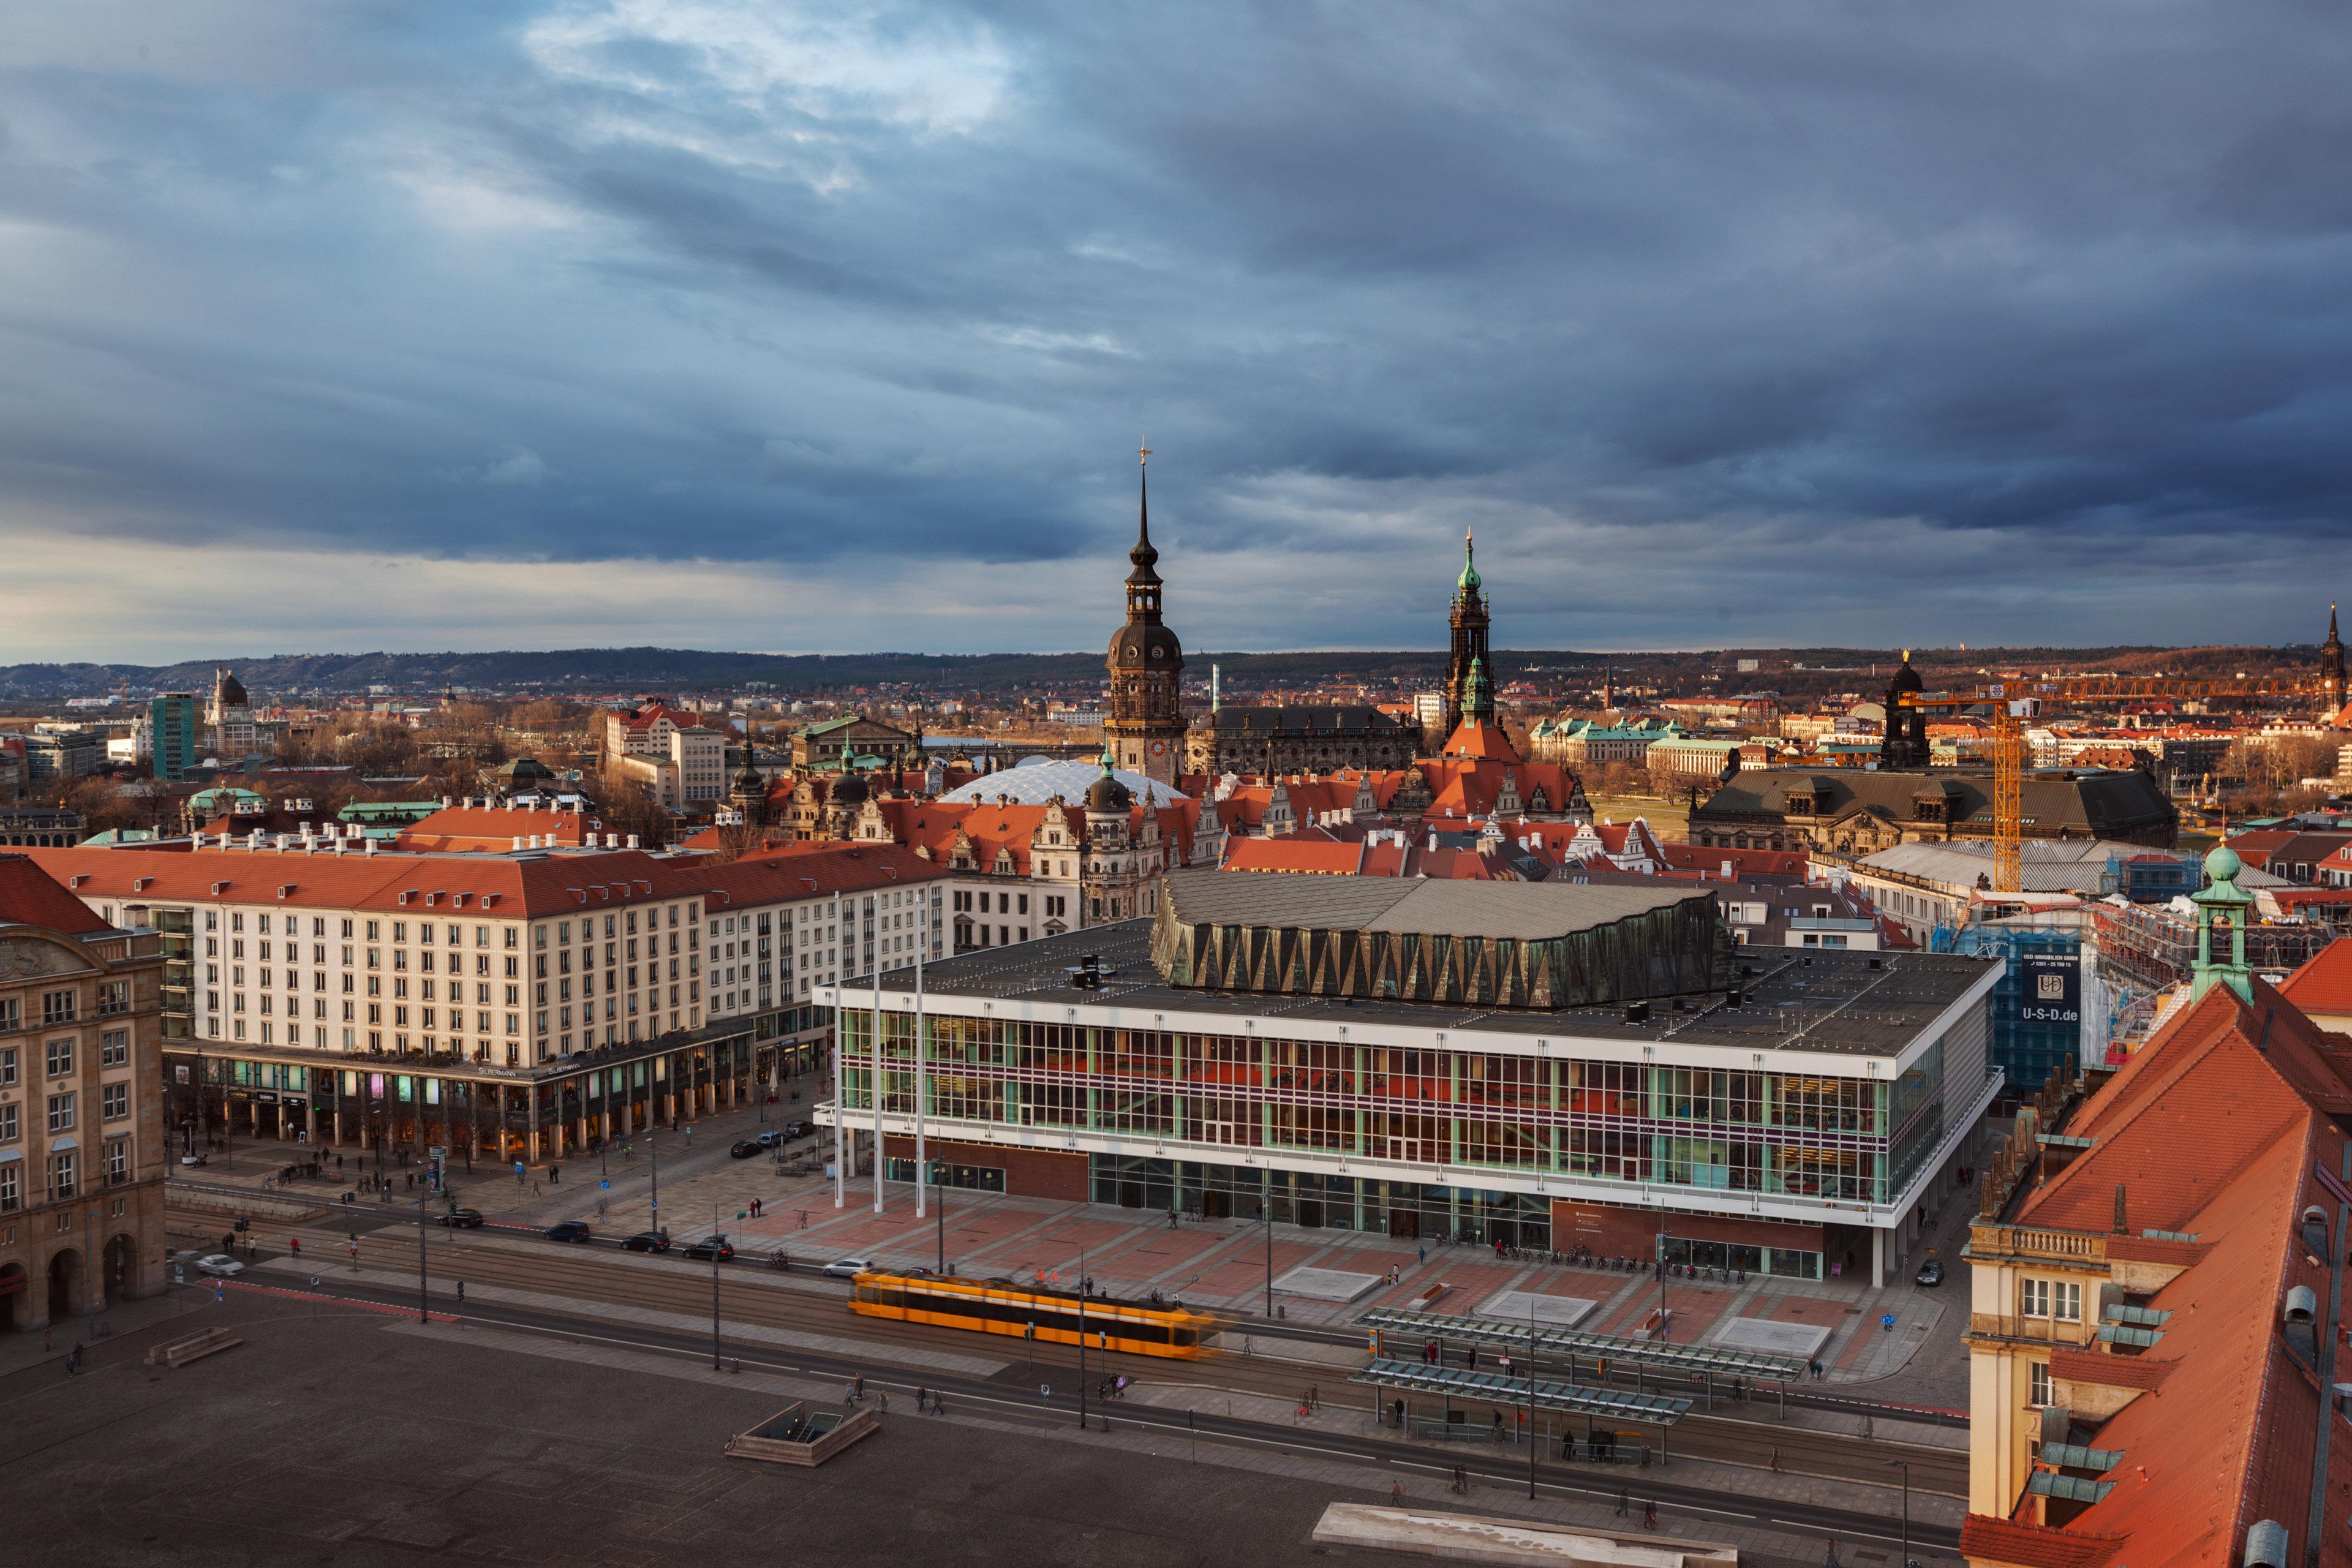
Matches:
[1161,870,1709,940]
[880,922,1999,1059]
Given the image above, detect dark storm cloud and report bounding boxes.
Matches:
[2,0,2350,657]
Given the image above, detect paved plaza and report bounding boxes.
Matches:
[0,1287,1948,1568]
[175,1098,1980,1410]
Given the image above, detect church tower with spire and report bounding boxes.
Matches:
[1104,446,1188,786]
[1438,529,1492,741]
[2323,603,2345,710]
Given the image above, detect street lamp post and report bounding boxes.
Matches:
[418,1184,429,1323]
[1884,1459,1909,1568]
[1654,1221,1671,1343]
[932,1161,947,1275]
[649,1129,660,1240]
[1526,1298,1539,1499]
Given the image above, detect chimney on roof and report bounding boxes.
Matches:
[627,834,640,850]
[512,836,526,852]
[2112,1182,2128,1235]
[441,795,452,808]
[364,839,377,856]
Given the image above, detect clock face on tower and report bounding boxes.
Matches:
[1149,741,1166,756]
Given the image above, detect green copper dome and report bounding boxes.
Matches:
[1458,529,1482,593]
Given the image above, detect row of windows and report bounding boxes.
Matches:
[0,1031,130,1085]
[0,1138,132,1210]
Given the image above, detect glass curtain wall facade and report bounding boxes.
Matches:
[837,1011,1948,1239]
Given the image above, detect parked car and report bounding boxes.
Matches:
[682,1235,736,1262]
[439,1208,486,1229]
[782,1120,813,1140]
[728,1140,763,1159]
[822,1256,873,1279]
[752,1129,783,1149]
[544,1221,593,1243]
[622,1232,670,1253]
[193,1253,244,1278]
[1915,1259,1944,1287]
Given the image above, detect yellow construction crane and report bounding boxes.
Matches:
[1898,675,2326,892]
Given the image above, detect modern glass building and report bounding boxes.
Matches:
[148,693,198,782]
[821,872,2003,1285]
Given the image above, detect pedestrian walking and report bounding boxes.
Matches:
[916,1386,929,1412]
[42,1325,52,1352]
[1644,1501,1658,1531]
[843,1382,858,1404]
[550,1165,560,1184]
[853,1372,865,1400]
[877,1390,889,1413]
[66,1343,83,1375]
[290,1237,301,1258]
[1616,1488,1628,1517]
[1769,1446,1782,1472]
[932,1393,945,1415]
[1417,1246,1426,1265]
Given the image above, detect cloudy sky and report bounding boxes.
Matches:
[3,2,2348,662]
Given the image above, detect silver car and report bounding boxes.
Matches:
[822,1256,873,1278]
[194,1253,245,1278]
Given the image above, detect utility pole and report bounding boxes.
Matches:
[1884,1460,1909,1568]
[1077,1245,1088,1430]
[935,1162,946,1275]
[649,1129,660,1240]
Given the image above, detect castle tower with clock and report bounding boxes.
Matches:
[1103,447,1188,787]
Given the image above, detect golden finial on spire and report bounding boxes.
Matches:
[1139,440,1150,467]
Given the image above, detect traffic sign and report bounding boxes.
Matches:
[600,1179,611,1190]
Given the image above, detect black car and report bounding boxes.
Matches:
[545,1221,593,1243]
[1915,1259,1945,1287]
[728,1140,763,1159]
[622,1232,669,1253]
[782,1120,813,1140]
[682,1235,736,1262]
[439,1208,486,1229]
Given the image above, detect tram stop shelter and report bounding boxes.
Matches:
[1357,1305,1806,1418]
[1351,1357,1693,1463]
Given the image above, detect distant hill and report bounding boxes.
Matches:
[0,641,2321,701]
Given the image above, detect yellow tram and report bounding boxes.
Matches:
[848,1272,1218,1360]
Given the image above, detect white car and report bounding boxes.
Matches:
[822,1257,873,1279]
[193,1254,244,1278]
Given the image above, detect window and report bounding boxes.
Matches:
[0,998,15,1033]
[102,1083,128,1121]
[105,1139,129,1185]
[0,1046,13,1086]
[41,989,75,1026]
[48,1092,76,1133]
[0,1163,15,1211]
[0,1102,17,1142]
[101,1030,128,1068]
[2029,1361,2052,1408]
[2020,1279,2079,1319]
[50,1150,75,1200]
[45,1039,73,1077]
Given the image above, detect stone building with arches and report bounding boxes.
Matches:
[0,855,167,1335]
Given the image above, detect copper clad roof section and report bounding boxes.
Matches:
[1161,867,1706,941]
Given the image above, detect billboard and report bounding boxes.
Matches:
[2019,954,2081,1027]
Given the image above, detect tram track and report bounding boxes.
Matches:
[235,1265,1964,1553]
[177,1206,1966,1499]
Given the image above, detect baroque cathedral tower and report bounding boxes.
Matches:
[1104,447,1187,786]
[1437,529,1493,740]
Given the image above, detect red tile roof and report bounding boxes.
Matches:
[0,854,113,935]
[2280,938,2352,1017]
[1221,838,1365,875]
[1961,1515,2127,1568]
[393,805,600,853]
[17,843,701,920]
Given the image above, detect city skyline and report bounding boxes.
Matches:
[6,4,2351,661]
